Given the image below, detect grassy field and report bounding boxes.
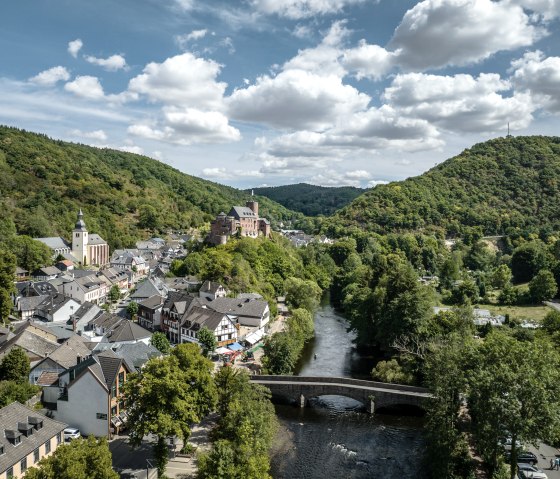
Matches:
[479,304,553,322]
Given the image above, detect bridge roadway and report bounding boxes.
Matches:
[250,375,432,414]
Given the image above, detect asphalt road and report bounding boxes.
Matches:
[526,442,560,478]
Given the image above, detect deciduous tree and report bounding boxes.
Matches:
[150,332,170,354]
[197,326,217,356]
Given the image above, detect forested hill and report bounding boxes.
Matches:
[325,136,560,237]
[0,126,301,249]
[249,183,364,216]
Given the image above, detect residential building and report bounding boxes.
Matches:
[198,281,227,301]
[160,292,197,344]
[180,306,237,347]
[129,277,168,303]
[163,276,201,293]
[55,350,132,438]
[209,200,271,245]
[61,275,108,305]
[35,295,81,324]
[30,267,61,282]
[69,302,102,333]
[14,268,28,281]
[0,324,59,367]
[99,268,129,293]
[137,295,164,331]
[0,402,66,479]
[199,296,270,328]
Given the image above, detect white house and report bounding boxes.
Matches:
[180,305,237,347]
[61,275,108,305]
[198,281,228,301]
[199,297,270,328]
[36,295,81,324]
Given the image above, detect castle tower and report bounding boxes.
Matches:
[72,209,89,265]
[246,200,259,218]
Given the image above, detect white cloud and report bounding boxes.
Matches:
[228,69,370,130]
[390,0,545,70]
[202,167,230,179]
[174,0,194,11]
[292,24,313,38]
[68,129,108,141]
[308,169,377,187]
[344,169,371,179]
[250,0,366,19]
[511,51,560,113]
[368,179,389,187]
[383,72,535,132]
[128,107,240,145]
[342,41,395,80]
[84,54,127,71]
[64,75,105,100]
[118,144,144,155]
[508,0,560,20]
[68,39,83,58]
[175,29,208,49]
[29,66,70,86]
[128,53,227,110]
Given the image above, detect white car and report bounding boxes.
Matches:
[517,463,548,479]
[63,427,81,441]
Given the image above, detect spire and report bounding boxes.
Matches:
[74,209,87,231]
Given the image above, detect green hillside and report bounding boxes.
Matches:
[0,126,301,249]
[249,183,364,216]
[325,136,560,237]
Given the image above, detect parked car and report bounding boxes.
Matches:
[500,436,523,451]
[63,427,81,441]
[507,451,538,465]
[517,463,548,479]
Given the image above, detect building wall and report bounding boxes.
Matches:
[0,433,62,479]
[72,230,88,266]
[237,306,270,328]
[51,300,81,323]
[55,372,109,438]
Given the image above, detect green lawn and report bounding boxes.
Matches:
[479,304,553,322]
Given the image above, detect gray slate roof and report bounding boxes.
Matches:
[200,281,224,295]
[181,305,228,332]
[0,403,66,474]
[105,320,151,343]
[130,278,168,300]
[35,237,70,250]
[0,328,59,360]
[228,206,257,219]
[46,336,91,369]
[138,295,165,311]
[199,297,268,318]
[32,266,61,277]
[87,234,107,245]
[96,342,161,371]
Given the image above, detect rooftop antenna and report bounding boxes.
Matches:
[506,122,512,138]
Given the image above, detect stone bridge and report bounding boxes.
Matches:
[250,375,432,414]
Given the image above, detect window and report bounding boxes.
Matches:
[57,432,62,445]
[111,405,118,416]
[7,466,13,478]
[34,447,40,463]
[0,445,4,455]
[13,436,20,446]
[111,384,117,398]
[118,372,125,389]
[20,457,27,472]
[96,413,108,420]
[45,439,51,454]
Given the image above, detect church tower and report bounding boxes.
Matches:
[72,209,89,265]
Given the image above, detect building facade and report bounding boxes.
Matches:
[209,201,271,245]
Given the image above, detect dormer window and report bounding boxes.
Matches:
[28,417,44,431]
[0,444,4,455]
[5,430,22,445]
[18,422,33,437]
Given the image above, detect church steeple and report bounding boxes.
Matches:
[74,209,87,231]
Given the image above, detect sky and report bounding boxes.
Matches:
[1,0,559,189]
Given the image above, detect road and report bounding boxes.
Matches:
[526,442,560,478]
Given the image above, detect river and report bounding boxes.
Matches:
[269,296,426,479]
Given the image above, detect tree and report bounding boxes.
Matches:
[0,381,39,407]
[371,359,414,385]
[528,269,557,303]
[126,301,138,319]
[150,332,170,354]
[511,242,549,283]
[542,310,560,335]
[284,277,322,313]
[0,347,30,383]
[287,308,314,342]
[198,368,277,479]
[262,332,300,375]
[498,283,518,305]
[7,235,52,272]
[468,331,560,479]
[491,265,513,290]
[138,205,160,230]
[0,250,16,324]
[124,345,216,476]
[108,285,121,303]
[23,436,118,479]
[197,326,217,356]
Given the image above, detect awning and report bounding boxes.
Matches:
[216,347,230,354]
[228,342,243,351]
[245,329,265,346]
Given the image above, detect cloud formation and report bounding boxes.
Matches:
[84,54,127,71]
[29,66,70,86]
[250,0,366,19]
[68,39,83,58]
[64,75,105,100]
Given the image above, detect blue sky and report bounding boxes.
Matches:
[1,0,559,189]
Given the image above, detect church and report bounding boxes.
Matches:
[36,210,110,267]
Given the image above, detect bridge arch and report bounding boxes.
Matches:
[250,375,431,414]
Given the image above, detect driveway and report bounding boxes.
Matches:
[526,442,560,478]
[110,435,156,478]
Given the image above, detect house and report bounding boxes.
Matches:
[130,277,168,303]
[61,275,108,305]
[209,200,271,245]
[199,296,270,328]
[99,268,129,293]
[83,313,152,347]
[137,295,164,331]
[160,292,197,344]
[69,302,102,333]
[180,305,237,347]
[54,260,74,272]
[163,276,201,293]
[199,281,227,301]
[0,402,67,479]
[31,267,61,282]
[16,295,49,321]
[94,342,162,372]
[29,335,92,405]
[14,268,28,281]
[35,294,81,324]
[55,350,132,438]
[0,324,59,367]
[110,251,149,277]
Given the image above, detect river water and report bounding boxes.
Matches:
[269,297,426,479]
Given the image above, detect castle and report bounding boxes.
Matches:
[209,200,271,245]
[36,210,110,267]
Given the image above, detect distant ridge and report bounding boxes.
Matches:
[0,126,301,249]
[325,136,560,237]
[249,183,364,216]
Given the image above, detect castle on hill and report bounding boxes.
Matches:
[36,210,109,266]
[209,200,271,245]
